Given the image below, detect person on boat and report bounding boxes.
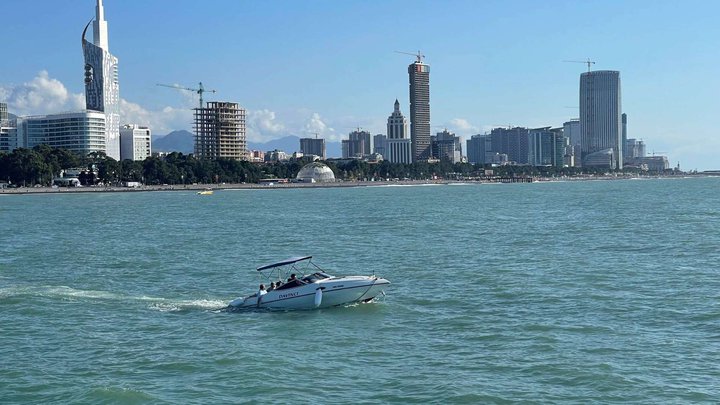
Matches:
[288,274,297,282]
[269,282,276,291]
[258,284,267,296]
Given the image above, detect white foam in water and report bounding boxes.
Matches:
[1,284,226,313]
[0,285,127,301]
[43,287,228,312]
[148,299,228,313]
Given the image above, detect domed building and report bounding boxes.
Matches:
[296,162,336,183]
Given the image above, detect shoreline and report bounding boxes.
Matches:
[1,174,715,195]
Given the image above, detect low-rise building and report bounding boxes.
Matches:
[265,149,289,162]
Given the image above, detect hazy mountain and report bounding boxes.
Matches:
[152,131,342,158]
[152,130,194,154]
[247,135,300,154]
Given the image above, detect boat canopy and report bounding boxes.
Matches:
[256,256,312,271]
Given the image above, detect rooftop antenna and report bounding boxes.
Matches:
[563,59,596,72]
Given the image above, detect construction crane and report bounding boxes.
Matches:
[156,82,216,109]
[563,59,596,72]
[395,50,425,63]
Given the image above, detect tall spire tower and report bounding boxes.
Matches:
[386,99,411,164]
[83,0,120,160]
[93,0,109,50]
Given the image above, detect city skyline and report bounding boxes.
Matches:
[1,0,718,170]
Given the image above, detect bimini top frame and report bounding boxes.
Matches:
[256,256,313,271]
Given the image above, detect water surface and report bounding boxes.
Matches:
[1,177,719,403]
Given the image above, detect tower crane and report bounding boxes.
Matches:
[563,59,596,72]
[395,50,425,63]
[156,82,216,109]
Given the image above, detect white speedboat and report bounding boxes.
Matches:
[227,256,390,310]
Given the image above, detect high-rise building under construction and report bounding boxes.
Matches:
[408,59,431,162]
[193,102,247,160]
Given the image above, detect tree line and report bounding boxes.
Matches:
[0,145,658,187]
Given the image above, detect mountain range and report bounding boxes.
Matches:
[152,130,342,157]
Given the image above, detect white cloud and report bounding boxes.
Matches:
[0,71,194,134]
[246,109,286,142]
[304,112,338,141]
[119,99,192,135]
[0,70,85,115]
[444,118,480,136]
[1,72,355,142]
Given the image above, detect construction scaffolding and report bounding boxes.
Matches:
[193,101,247,160]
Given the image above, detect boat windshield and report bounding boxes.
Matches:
[274,279,305,290]
[301,272,332,283]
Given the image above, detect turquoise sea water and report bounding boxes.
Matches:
[1,177,719,403]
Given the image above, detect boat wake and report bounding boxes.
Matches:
[0,285,228,313]
[148,299,228,313]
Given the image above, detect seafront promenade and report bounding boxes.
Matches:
[1,174,704,195]
[0,179,463,194]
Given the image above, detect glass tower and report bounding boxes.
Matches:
[580,70,622,169]
[82,0,120,160]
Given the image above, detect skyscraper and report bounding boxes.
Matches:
[528,127,566,167]
[466,134,490,165]
[82,0,120,160]
[408,57,430,162]
[386,99,412,164]
[580,70,622,169]
[490,127,530,165]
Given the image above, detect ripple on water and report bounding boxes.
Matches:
[1,178,719,402]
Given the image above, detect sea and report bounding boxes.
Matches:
[1,177,719,403]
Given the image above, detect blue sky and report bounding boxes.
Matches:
[1,0,718,169]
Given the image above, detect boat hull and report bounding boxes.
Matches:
[229,276,389,310]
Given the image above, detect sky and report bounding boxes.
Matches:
[1,0,718,170]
